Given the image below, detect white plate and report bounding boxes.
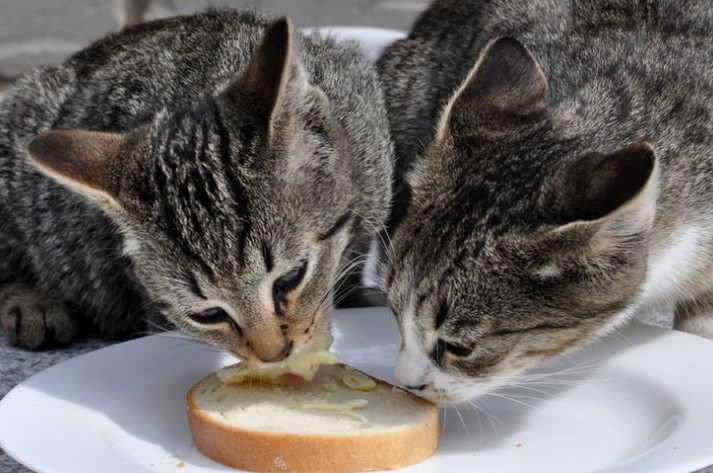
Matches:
[1,307,713,473]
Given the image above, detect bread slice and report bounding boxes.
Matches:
[187,364,439,473]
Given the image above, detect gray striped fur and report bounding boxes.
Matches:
[0,9,393,357]
[378,0,713,402]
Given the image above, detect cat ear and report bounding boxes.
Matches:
[221,17,308,137]
[435,36,548,140]
[549,141,658,235]
[28,129,124,203]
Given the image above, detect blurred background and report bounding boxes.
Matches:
[0,0,426,92]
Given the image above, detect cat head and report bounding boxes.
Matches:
[28,19,371,363]
[379,37,658,403]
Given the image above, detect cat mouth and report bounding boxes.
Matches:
[402,382,466,404]
[420,388,465,404]
[407,376,502,404]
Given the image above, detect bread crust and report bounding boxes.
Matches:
[187,371,439,473]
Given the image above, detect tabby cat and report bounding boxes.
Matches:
[0,9,393,360]
[377,0,713,402]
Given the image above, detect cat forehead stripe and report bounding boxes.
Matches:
[318,211,352,241]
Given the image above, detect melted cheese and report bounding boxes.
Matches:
[218,333,338,385]
[299,399,369,424]
[341,370,377,391]
[321,381,342,392]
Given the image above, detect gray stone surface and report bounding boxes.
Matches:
[142,0,427,30]
[0,0,126,77]
[0,0,426,78]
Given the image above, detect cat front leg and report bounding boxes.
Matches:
[674,296,713,340]
[0,284,79,349]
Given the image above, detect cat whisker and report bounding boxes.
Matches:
[498,384,557,399]
[465,399,501,438]
[484,391,543,412]
[453,405,473,440]
[604,323,636,348]
[313,254,371,312]
[141,319,229,357]
[335,201,395,273]
[156,339,225,359]
[143,317,183,335]
[337,252,371,272]
[133,330,185,340]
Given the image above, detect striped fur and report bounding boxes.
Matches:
[0,9,393,355]
[378,0,713,402]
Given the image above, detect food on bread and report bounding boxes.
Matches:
[218,332,338,385]
[217,348,338,385]
[187,363,439,473]
[339,370,377,392]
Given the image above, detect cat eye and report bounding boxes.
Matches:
[188,308,243,336]
[189,307,231,324]
[444,341,474,357]
[273,263,307,315]
[432,338,474,365]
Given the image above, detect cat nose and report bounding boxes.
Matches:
[244,322,292,362]
[254,340,293,363]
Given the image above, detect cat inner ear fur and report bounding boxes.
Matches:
[435,36,549,141]
[547,141,659,241]
[28,129,125,205]
[220,17,312,141]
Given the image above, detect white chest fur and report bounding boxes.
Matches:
[362,237,382,288]
[640,225,706,304]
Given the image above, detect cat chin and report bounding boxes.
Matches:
[420,368,511,404]
[395,353,508,403]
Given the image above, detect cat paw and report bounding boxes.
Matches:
[676,315,713,340]
[0,287,78,349]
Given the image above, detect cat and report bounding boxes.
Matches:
[376,0,713,403]
[0,9,393,360]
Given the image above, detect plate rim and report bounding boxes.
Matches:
[2,308,713,473]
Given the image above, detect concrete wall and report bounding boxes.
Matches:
[0,0,425,81]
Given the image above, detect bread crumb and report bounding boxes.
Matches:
[515,443,523,448]
[176,461,185,469]
[273,457,288,471]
